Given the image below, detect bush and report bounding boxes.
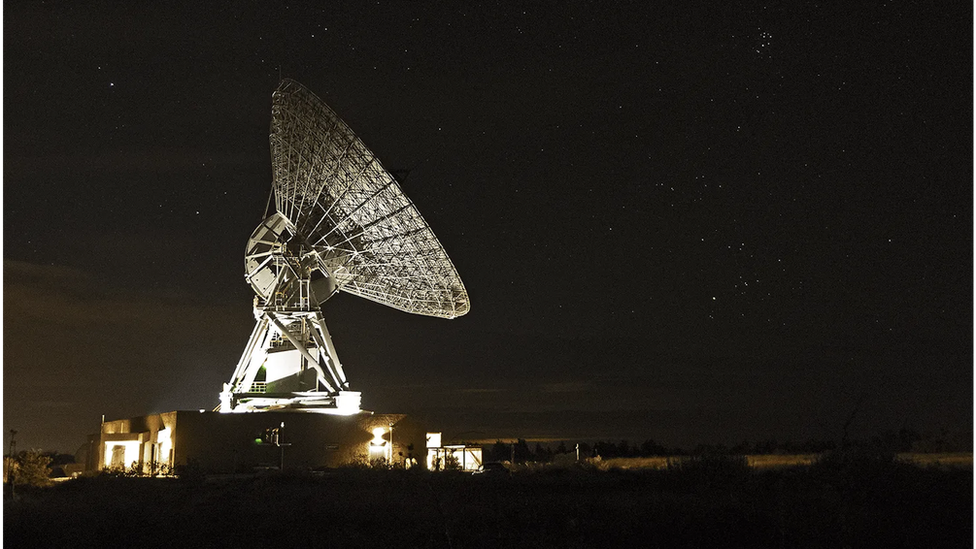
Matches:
[173,459,205,484]
[12,450,53,487]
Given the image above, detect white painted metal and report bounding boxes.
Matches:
[221,79,468,413]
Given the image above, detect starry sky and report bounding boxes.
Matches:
[4,2,972,453]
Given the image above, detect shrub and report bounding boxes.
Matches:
[13,450,53,487]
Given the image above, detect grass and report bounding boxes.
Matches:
[595,452,973,471]
[597,454,819,470]
[896,452,973,468]
[5,455,972,548]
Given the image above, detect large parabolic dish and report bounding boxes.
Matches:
[268,79,469,318]
[221,79,469,414]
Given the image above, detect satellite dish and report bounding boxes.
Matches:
[219,79,469,414]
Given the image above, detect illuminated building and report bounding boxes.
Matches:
[92,411,426,474]
[425,432,484,472]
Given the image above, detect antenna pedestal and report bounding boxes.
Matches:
[220,306,359,415]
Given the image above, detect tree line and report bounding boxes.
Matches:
[479,427,968,463]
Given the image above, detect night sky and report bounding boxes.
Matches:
[4,2,972,454]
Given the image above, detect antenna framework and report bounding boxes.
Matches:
[220,79,469,414]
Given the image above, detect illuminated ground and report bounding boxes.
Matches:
[595,452,973,470]
[5,458,971,548]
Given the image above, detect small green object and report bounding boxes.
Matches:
[254,437,263,444]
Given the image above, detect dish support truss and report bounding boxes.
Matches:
[219,308,361,414]
[219,214,362,414]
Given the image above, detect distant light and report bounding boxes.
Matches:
[199,409,205,413]
[371,427,385,445]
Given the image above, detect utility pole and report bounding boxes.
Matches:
[8,430,17,498]
[276,421,291,471]
[278,422,285,471]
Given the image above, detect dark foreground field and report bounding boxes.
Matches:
[5,458,972,548]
